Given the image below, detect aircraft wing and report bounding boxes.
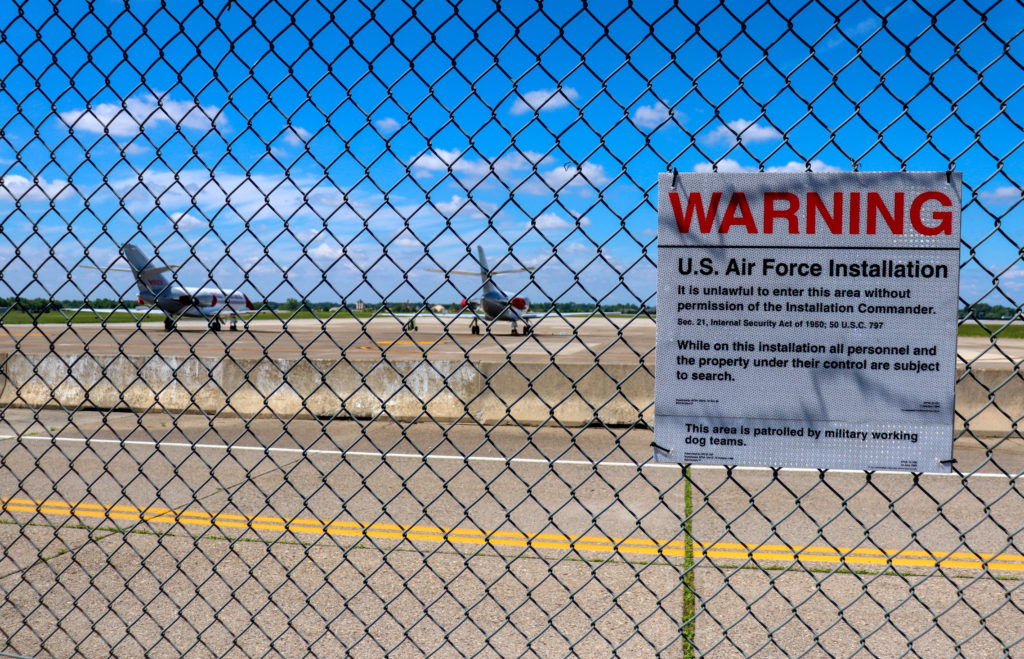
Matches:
[381,310,481,318]
[179,304,260,318]
[129,307,166,316]
[518,311,637,319]
[382,310,601,320]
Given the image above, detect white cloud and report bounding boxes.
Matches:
[633,102,674,129]
[534,212,571,230]
[510,87,579,115]
[520,162,610,194]
[766,159,843,173]
[309,242,344,261]
[170,211,205,232]
[284,126,312,146]
[692,158,841,173]
[693,158,751,173]
[109,169,354,223]
[567,210,592,227]
[410,148,550,182]
[703,119,781,144]
[980,186,1021,204]
[375,117,401,132]
[531,212,591,231]
[390,230,422,248]
[826,17,880,49]
[849,17,878,35]
[294,228,324,242]
[59,94,225,136]
[412,148,489,178]
[1004,266,1024,291]
[433,194,497,219]
[306,241,382,274]
[559,242,590,255]
[0,174,71,201]
[122,142,149,155]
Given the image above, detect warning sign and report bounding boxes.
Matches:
[654,171,961,472]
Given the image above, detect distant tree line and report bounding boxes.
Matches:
[271,299,378,312]
[0,297,133,313]
[0,297,658,316]
[959,303,1020,319]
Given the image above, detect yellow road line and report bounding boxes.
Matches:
[4,496,1023,572]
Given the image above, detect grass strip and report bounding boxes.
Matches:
[956,323,1024,339]
[683,465,696,659]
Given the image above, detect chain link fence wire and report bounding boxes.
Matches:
[0,0,1022,655]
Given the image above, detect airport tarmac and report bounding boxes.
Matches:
[0,409,1022,656]
[0,316,653,363]
[0,316,1020,368]
[0,319,1021,654]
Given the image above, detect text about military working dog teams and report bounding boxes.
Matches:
[654,172,961,473]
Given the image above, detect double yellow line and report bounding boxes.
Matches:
[4,496,1024,573]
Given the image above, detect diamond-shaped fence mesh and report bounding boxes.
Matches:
[0,0,1022,655]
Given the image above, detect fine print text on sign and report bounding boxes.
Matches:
[654,172,961,473]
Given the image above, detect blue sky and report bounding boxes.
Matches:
[0,0,1021,307]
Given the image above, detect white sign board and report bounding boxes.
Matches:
[654,172,961,472]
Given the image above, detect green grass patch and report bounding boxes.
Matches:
[957,323,1024,338]
[206,534,310,548]
[0,309,374,326]
[0,310,148,325]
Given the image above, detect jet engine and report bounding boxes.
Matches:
[509,296,530,312]
[192,293,217,308]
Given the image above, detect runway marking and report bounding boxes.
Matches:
[3,496,1022,572]
[361,340,446,349]
[4,435,1022,480]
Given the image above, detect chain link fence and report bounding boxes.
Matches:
[0,0,1022,655]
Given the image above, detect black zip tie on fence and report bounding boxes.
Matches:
[940,458,958,465]
[651,442,671,453]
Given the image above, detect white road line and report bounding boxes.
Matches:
[0,434,1017,479]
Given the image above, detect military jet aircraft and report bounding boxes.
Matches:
[427,246,539,335]
[88,243,256,332]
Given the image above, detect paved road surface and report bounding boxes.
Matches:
[0,408,1021,655]
[0,319,1021,655]
[0,317,1020,368]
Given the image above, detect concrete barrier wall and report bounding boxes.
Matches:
[0,353,653,427]
[0,352,1019,433]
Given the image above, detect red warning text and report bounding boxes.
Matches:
[669,191,953,236]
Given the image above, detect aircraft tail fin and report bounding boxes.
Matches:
[477,246,497,295]
[121,244,172,294]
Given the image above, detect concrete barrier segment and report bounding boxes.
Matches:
[0,352,1017,433]
[0,353,653,428]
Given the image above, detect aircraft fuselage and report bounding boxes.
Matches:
[138,286,253,318]
[479,290,530,322]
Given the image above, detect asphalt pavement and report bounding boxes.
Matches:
[0,318,1021,655]
[0,408,1021,656]
[0,317,1020,368]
